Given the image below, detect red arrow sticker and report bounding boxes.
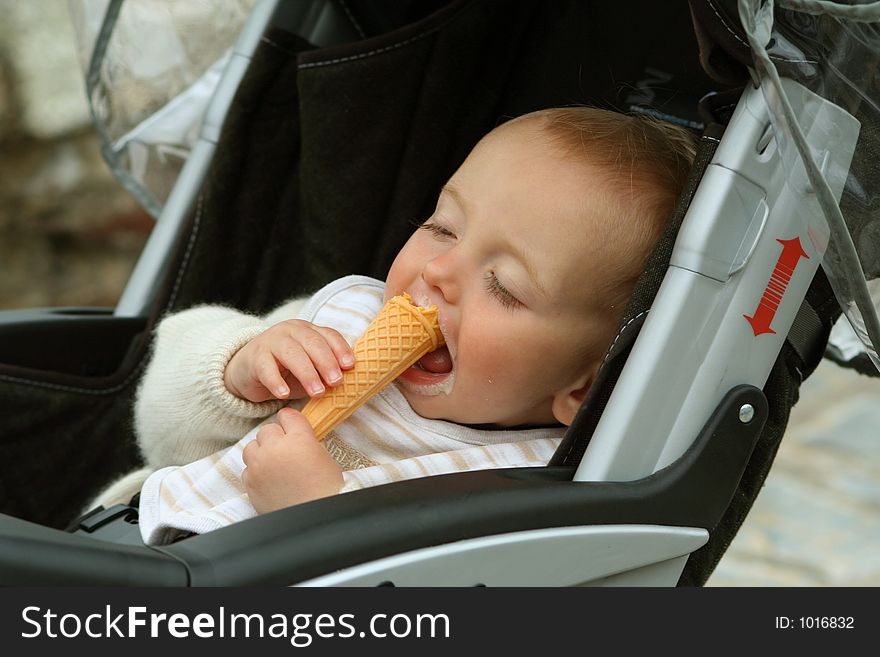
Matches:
[744,237,809,336]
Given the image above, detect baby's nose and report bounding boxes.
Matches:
[421,256,460,304]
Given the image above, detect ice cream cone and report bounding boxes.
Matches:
[302,293,445,439]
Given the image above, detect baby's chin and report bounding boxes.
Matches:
[396,373,555,427]
[397,365,454,394]
[400,387,558,429]
[395,374,457,419]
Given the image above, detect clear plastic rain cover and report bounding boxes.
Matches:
[68,0,256,218]
[739,0,880,374]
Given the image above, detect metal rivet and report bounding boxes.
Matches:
[739,404,755,423]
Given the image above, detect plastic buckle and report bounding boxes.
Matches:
[77,503,137,533]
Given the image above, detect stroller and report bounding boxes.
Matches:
[1,0,878,586]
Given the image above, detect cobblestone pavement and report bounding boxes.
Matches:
[706,358,880,586]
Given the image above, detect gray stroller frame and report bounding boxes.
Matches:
[0,0,872,586]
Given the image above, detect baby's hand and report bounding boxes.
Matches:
[225,320,355,402]
[241,408,344,514]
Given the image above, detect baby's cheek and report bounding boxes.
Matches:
[462,358,509,404]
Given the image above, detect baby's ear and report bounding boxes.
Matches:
[551,369,596,427]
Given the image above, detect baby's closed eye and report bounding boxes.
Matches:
[420,220,456,240]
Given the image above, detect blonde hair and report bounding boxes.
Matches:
[521,106,697,313]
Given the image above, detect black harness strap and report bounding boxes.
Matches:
[786,298,827,380]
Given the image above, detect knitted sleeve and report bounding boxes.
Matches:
[135,297,308,468]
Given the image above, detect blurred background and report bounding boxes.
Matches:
[1,1,878,586]
[0,1,152,310]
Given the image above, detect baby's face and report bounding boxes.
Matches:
[385,118,615,427]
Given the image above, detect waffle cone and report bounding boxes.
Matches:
[302,293,445,439]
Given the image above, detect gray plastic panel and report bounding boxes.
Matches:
[584,555,691,586]
[297,525,708,587]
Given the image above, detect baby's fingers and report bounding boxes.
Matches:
[254,355,292,399]
[277,325,346,395]
[313,326,356,370]
[272,343,326,397]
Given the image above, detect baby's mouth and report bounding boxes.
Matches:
[397,294,455,393]
[414,345,453,374]
[398,342,454,395]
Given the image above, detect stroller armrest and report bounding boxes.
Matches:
[0,308,146,377]
[0,512,187,586]
[159,385,767,586]
[0,385,764,586]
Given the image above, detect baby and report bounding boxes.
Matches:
[95,107,697,541]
